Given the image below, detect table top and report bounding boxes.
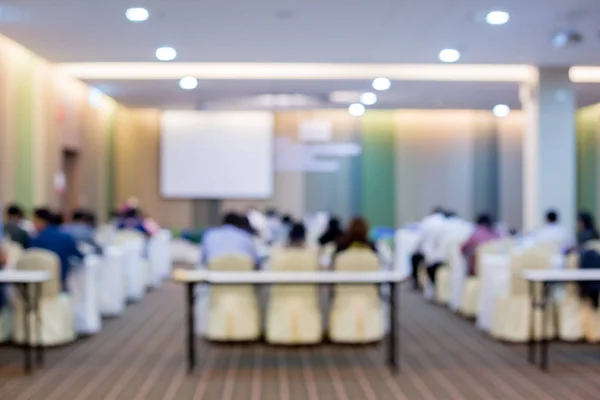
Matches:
[173,269,407,284]
[522,268,600,282]
[0,270,51,283]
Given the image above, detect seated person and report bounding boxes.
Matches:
[460,214,500,276]
[288,223,307,248]
[529,209,570,248]
[201,213,259,267]
[318,217,344,247]
[118,207,149,236]
[4,204,31,248]
[29,208,83,291]
[576,212,599,247]
[62,210,102,254]
[334,217,376,259]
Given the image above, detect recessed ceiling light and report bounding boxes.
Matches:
[551,29,583,48]
[156,46,177,61]
[493,104,510,117]
[439,48,460,63]
[485,11,509,25]
[179,76,198,90]
[348,103,365,117]
[372,77,391,91]
[360,92,377,105]
[126,8,149,22]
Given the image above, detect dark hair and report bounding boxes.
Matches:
[546,210,559,223]
[265,208,278,218]
[328,217,341,230]
[579,212,597,231]
[83,211,96,226]
[110,209,121,219]
[239,215,256,235]
[222,212,240,226]
[72,210,86,222]
[444,210,456,218]
[282,215,293,225]
[289,223,306,243]
[343,217,369,244]
[476,214,493,227]
[124,208,139,219]
[6,204,24,218]
[433,207,445,215]
[34,208,54,224]
[53,212,64,225]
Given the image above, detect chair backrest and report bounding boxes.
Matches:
[333,249,380,298]
[473,238,515,275]
[3,239,24,268]
[16,249,61,298]
[208,254,254,271]
[95,224,114,246]
[509,245,555,296]
[113,229,145,246]
[271,248,319,298]
[583,240,600,254]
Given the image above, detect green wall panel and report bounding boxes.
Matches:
[14,53,35,210]
[576,106,598,215]
[360,111,396,227]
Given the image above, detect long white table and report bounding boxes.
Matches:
[523,268,600,371]
[173,269,407,373]
[0,270,51,373]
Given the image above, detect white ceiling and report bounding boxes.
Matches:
[3,0,600,109]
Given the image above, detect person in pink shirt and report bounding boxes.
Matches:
[461,214,500,276]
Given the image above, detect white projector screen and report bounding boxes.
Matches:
[160,110,274,199]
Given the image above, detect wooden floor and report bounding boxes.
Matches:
[2,284,600,400]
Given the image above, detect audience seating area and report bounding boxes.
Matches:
[0,227,173,348]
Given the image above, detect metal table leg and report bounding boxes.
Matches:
[387,281,399,372]
[186,282,196,373]
[540,282,550,371]
[527,281,535,364]
[34,282,44,366]
[17,283,33,374]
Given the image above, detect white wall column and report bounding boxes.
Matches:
[520,67,576,233]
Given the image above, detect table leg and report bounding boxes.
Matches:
[20,283,33,374]
[527,281,535,364]
[540,282,550,371]
[34,282,44,366]
[387,282,399,372]
[186,282,196,373]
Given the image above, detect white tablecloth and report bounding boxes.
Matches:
[449,243,468,311]
[70,254,102,335]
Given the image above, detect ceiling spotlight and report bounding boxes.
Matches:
[126,7,149,22]
[485,11,509,25]
[372,77,391,91]
[179,76,198,90]
[493,104,510,117]
[348,103,365,117]
[360,92,377,105]
[551,29,583,48]
[439,48,460,63]
[156,46,177,61]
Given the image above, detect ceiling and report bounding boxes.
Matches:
[3,0,600,109]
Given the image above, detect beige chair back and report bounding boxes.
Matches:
[509,245,555,296]
[271,248,319,298]
[16,249,61,298]
[113,229,145,245]
[333,249,380,297]
[474,238,515,275]
[3,240,24,267]
[208,254,254,271]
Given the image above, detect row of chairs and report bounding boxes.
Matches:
[0,228,172,346]
[427,235,600,343]
[199,248,386,344]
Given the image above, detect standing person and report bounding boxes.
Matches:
[29,208,83,291]
[411,208,446,289]
[460,214,500,276]
[3,204,30,248]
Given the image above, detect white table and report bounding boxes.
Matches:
[522,268,600,371]
[173,269,407,373]
[0,270,50,373]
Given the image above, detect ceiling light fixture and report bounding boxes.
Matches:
[348,103,365,117]
[493,104,510,117]
[551,29,583,48]
[360,92,377,105]
[156,47,177,61]
[372,77,391,91]
[439,49,460,63]
[179,76,198,90]
[126,7,149,22]
[485,11,509,25]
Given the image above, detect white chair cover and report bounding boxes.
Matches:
[393,228,420,278]
[70,254,102,335]
[98,246,126,316]
[329,249,384,343]
[266,248,322,344]
[114,230,147,301]
[171,238,201,265]
[199,255,261,341]
[12,249,76,346]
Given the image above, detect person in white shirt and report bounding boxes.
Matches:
[530,210,570,248]
[411,208,446,288]
[201,213,259,267]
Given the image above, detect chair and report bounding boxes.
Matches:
[574,240,600,342]
[266,248,322,344]
[95,224,115,247]
[436,226,473,305]
[13,249,76,346]
[113,230,147,301]
[319,243,336,269]
[98,245,127,316]
[491,244,557,342]
[329,249,384,343]
[0,240,23,342]
[557,252,583,341]
[70,255,102,335]
[203,255,260,341]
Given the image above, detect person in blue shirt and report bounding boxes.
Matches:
[201,213,259,267]
[62,210,102,254]
[118,207,149,236]
[29,208,83,291]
